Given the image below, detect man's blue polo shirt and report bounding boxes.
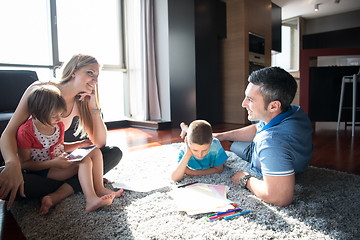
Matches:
[250,105,313,177]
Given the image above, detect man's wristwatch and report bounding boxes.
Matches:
[239,174,251,188]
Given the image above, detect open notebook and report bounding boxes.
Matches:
[169,183,234,215]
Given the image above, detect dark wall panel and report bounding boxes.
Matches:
[271,3,281,52]
[168,0,226,127]
[195,0,226,125]
[168,0,197,127]
[303,27,360,49]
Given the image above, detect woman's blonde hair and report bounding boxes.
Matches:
[60,54,100,139]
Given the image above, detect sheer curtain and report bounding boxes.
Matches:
[126,0,161,121]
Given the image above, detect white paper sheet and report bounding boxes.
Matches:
[169,184,234,215]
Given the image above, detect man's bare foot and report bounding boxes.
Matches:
[40,195,54,215]
[180,122,188,139]
[85,193,115,212]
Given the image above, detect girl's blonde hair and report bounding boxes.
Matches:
[60,54,100,139]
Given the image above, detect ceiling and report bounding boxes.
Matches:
[272,0,360,20]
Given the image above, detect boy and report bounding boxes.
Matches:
[171,120,228,182]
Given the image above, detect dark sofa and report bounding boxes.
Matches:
[0,70,39,163]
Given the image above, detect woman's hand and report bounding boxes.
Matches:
[77,90,98,110]
[0,160,25,208]
[79,139,93,148]
[77,87,107,147]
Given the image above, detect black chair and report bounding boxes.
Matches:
[0,70,38,164]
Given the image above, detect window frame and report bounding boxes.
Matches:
[0,0,127,77]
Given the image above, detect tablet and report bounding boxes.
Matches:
[66,144,98,162]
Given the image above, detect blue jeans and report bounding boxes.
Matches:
[230,141,254,162]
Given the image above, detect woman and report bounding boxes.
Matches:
[0,54,122,209]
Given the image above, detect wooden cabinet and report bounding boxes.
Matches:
[220,0,272,124]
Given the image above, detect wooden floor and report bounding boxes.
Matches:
[1,122,359,239]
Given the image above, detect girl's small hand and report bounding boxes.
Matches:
[51,155,74,169]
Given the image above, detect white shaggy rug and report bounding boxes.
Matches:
[11,143,360,240]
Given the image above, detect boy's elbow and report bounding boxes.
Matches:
[215,168,223,174]
[215,165,224,174]
[171,172,182,182]
[171,175,177,182]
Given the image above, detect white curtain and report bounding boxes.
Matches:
[126,0,161,121]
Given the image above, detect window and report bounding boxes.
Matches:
[0,0,126,122]
[0,0,52,66]
[271,17,300,72]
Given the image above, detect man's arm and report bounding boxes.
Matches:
[232,171,295,206]
[213,124,257,142]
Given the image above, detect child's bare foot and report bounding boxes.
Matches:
[97,188,124,198]
[180,122,188,139]
[40,195,54,215]
[85,193,115,212]
[114,188,124,198]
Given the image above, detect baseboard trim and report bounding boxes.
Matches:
[105,121,130,129]
[105,120,172,130]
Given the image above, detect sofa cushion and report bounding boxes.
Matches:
[0,70,38,165]
[0,70,38,113]
[0,113,14,121]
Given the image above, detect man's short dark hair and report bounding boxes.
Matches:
[248,67,297,112]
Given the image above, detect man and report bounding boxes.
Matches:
[214,67,313,206]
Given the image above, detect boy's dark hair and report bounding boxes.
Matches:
[248,67,297,112]
[27,85,67,126]
[187,120,212,145]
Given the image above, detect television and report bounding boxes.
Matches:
[249,33,265,55]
